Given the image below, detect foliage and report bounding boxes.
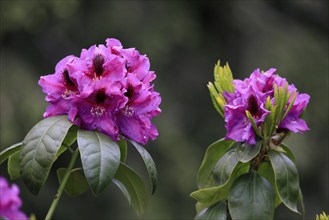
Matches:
[0,115,157,218]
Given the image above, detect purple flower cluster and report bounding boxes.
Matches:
[223,68,310,145]
[39,38,161,144]
[0,177,28,220]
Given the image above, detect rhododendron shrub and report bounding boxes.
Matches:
[191,60,309,220]
[0,38,161,219]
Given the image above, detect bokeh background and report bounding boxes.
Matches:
[1,0,328,219]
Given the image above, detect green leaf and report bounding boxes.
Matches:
[62,125,78,147]
[129,140,157,194]
[55,145,68,161]
[299,188,305,218]
[235,141,262,163]
[191,163,249,208]
[113,163,149,217]
[55,125,79,160]
[0,142,22,165]
[280,143,297,164]
[282,91,297,121]
[77,130,120,195]
[195,202,227,220]
[195,202,209,213]
[268,151,300,213]
[197,139,235,188]
[57,168,89,196]
[245,110,263,138]
[228,172,275,220]
[118,138,127,162]
[20,116,74,195]
[263,96,278,138]
[257,161,282,207]
[8,151,21,180]
[113,179,131,204]
[207,82,224,117]
[213,148,239,185]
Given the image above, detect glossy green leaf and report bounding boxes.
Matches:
[129,140,157,194]
[195,202,227,220]
[191,163,249,208]
[280,143,297,164]
[213,148,238,186]
[0,142,22,165]
[118,138,127,162]
[195,202,209,213]
[8,152,20,180]
[57,168,89,196]
[55,146,68,161]
[20,116,74,195]
[55,125,79,160]
[113,179,131,204]
[62,125,78,147]
[197,139,235,188]
[78,130,120,195]
[228,172,275,220]
[235,141,262,163]
[257,161,282,207]
[113,163,148,217]
[268,150,300,213]
[299,187,305,217]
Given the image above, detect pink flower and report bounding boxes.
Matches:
[38,55,80,121]
[0,177,28,220]
[223,68,309,144]
[116,73,161,144]
[39,38,161,144]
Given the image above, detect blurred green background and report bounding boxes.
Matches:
[0,0,328,219]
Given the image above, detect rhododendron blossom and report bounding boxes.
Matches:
[39,38,161,144]
[223,68,309,144]
[0,177,28,220]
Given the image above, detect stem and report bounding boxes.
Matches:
[45,148,80,220]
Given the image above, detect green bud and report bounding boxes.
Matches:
[316,212,329,220]
[208,60,235,118]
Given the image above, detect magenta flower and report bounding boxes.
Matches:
[74,78,127,141]
[279,93,310,133]
[39,38,161,144]
[38,55,80,121]
[116,73,161,144]
[223,68,309,144]
[0,177,28,220]
[223,84,270,145]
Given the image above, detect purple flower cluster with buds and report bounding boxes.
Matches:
[0,177,28,220]
[39,38,161,144]
[223,68,310,145]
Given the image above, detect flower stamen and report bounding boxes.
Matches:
[90,106,105,117]
[123,106,134,117]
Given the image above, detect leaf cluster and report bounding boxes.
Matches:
[190,139,304,220]
[0,116,157,217]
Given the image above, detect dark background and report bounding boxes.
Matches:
[0,0,328,219]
